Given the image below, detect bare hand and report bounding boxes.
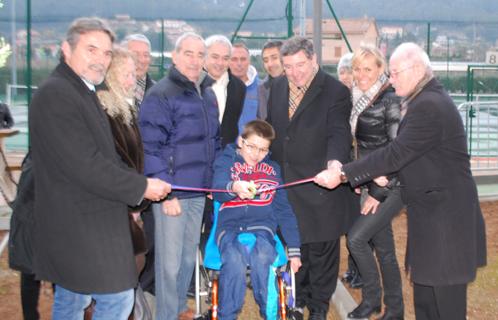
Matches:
[144,178,171,202]
[361,195,380,215]
[162,198,182,216]
[289,257,302,273]
[373,176,389,187]
[232,181,258,199]
[314,168,341,189]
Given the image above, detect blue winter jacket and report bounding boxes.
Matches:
[139,66,221,199]
[212,144,301,257]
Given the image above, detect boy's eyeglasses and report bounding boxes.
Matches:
[242,139,270,155]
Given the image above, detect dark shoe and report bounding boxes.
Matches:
[347,301,381,319]
[377,310,404,320]
[288,308,304,320]
[309,309,327,320]
[342,269,355,284]
[349,272,364,289]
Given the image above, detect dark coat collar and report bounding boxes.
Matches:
[169,65,215,92]
[55,61,95,95]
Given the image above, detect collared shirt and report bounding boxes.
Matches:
[81,78,96,92]
[288,67,318,119]
[211,71,230,123]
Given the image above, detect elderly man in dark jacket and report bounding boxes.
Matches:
[139,32,220,320]
[29,17,171,319]
[267,36,359,320]
[316,42,487,320]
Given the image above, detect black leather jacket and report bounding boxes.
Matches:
[355,86,401,201]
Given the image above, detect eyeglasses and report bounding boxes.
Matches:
[242,139,270,155]
[389,65,414,78]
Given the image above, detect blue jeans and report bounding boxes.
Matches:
[347,188,404,315]
[218,230,277,320]
[52,285,134,320]
[153,197,205,320]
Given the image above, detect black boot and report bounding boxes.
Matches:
[309,309,327,320]
[347,301,381,319]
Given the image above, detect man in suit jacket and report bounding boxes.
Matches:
[315,42,487,320]
[267,36,358,320]
[29,17,171,319]
[204,34,246,147]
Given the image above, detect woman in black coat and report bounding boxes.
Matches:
[96,47,149,273]
[346,46,404,320]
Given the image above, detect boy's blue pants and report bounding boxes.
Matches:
[218,230,278,320]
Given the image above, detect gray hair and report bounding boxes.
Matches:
[391,42,433,77]
[232,42,250,54]
[205,35,232,51]
[122,33,151,49]
[175,32,205,53]
[337,52,353,75]
[66,17,115,49]
[280,36,314,59]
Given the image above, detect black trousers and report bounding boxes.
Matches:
[347,188,404,315]
[413,282,467,320]
[139,206,156,294]
[20,272,40,320]
[295,239,340,313]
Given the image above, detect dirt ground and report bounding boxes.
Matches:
[1,200,497,319]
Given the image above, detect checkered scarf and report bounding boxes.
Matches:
[288,67,318,119]
[350,73,389,135]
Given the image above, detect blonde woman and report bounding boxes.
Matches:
[346,45,404,320]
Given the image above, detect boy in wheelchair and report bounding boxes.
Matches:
[211,120,302,319]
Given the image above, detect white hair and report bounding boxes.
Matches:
[175,32,204,52]
[122,33,151,49]
[205,34,232,51]
[391,42,432,77]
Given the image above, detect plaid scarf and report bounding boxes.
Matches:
[288,67,318,119]
[350,73,389,136]
[135,76,147,107]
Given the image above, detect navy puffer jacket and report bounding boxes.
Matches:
[139,66,221,199]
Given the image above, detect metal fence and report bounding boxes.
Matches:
[458,100,498,170]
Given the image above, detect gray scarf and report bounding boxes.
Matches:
[350,73,389,135]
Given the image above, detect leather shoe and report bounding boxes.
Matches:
[377,310,404,320]
[347,301,381,319]
[309,309,327,320]
[349,272,364,289]
[288,308,304,320]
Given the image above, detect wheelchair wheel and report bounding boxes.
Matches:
[278,276,287,319]
[211,278,219,320]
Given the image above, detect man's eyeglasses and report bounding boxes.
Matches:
[389,65,414,78]
[242,139,269,155]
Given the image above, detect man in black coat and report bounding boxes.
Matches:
[315,42,487,320]
[204,34,246,147]
[29,17,171,319]
[267,36,358,319]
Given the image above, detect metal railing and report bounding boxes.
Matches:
[457,100,498,170]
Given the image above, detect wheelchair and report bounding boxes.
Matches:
[193,201,299,320]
